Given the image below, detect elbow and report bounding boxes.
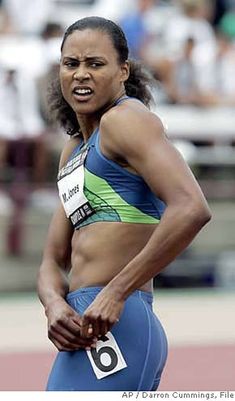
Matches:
[187,200,212,229]
[202,206,212,225]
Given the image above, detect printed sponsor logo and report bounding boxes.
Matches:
[70,203,94,225]
[58,148,88,180]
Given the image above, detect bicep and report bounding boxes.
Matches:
[103,110,206,206]
[130,134,203,206]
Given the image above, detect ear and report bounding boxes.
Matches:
[120,60,130,83]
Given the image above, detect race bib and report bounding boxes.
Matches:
[87,332,127,379]
[57,147,94,226]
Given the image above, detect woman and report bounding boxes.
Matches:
[37,16,211,391]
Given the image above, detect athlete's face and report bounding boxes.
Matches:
[60,29,129,117]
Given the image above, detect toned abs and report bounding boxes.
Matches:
[69,221,157,292]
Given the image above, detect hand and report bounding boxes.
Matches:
[45,298,97,351]
[80,288,124,339]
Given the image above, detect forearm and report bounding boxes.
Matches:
[37,259,69,310]
[37,260,98,350]
[106,204,211,300]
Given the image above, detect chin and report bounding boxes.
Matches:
[73,100,95,112]
[74,100,107,116]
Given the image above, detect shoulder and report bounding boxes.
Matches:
[100,98,166,156]
[58,135,81,170]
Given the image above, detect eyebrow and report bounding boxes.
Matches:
[62,55,106,61]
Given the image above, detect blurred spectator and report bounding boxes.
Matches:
[142,0,218,105]
[0,0,12,33]
[163,0,216,55]
[41,21,63,40]
[164,36,222,107]
[0,65,47,180]
[120,0,157,60]
[211,30,235,105]
[165,37,199,105]
[166,29,235,107]
[1,0,53,35]
[37,22,63,130]
[218,4,235,39]
[119,0,176,101]
[164,1,217,93]
[0,61,48,255]
[119,0,175,60]
[0,17,65,256]
[211,0,228,27]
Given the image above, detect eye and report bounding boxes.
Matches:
[64,60,79,68]
[89,62,103,68]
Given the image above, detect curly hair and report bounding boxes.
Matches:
[48,16,155,136]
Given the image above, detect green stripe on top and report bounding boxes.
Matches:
[83,168,159,224]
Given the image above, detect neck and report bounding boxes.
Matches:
[77,90,127,143]
[102,90,127,114]
[77,116,98,143]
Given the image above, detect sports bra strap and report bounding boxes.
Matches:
[114,96,143,107]
[114,96,130,105]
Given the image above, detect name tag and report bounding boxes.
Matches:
[86,332,127,380]
[57,147,94,227]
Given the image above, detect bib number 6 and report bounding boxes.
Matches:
[91,335,118,372]
[87,332,127,379]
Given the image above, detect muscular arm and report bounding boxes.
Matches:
[100,105,211,299]
[80,104,211,337]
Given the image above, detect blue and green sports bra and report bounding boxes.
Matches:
[58,98,166,229]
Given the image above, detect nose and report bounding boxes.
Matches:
[73,64,90,81]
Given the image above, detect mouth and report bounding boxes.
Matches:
[72,86,93,101]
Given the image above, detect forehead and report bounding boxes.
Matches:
[61,29,117,59]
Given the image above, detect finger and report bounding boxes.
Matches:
[87,323,93,335]
[49,327,93,349]
[60,318,82,336]
[91,337,98,348]
[84,336,98,351]
[87,317,103,339]
[99,320,109,337]
[49,328,79,348]
[103,319,116,336]
[49,332,80,351]
[71,314,82,326]
[80,316,91,338]
[51,324,79,343]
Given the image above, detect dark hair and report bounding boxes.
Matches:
[48,16,154,136]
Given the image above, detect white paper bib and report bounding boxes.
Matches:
[57,147,94,226]
[86,332,127,379]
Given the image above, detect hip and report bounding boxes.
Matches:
[66,286,167,351]
[47,286,168,390]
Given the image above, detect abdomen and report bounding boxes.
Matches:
[69,221,157,291]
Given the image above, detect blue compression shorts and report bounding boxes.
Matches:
[46,286,168,391]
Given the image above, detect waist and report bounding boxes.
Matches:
[69,259,152,293]
[66,286,153,309]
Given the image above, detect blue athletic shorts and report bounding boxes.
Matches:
[46,286,168,391]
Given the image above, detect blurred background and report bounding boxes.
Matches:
[0,0,234,391]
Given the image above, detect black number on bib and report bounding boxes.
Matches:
[90,335,118,372]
